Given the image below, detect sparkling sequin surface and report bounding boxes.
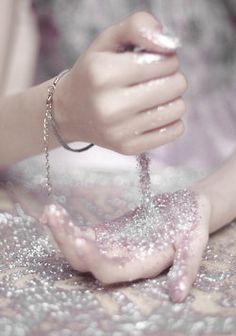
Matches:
[93,154,198,264]
[0,159,235,336]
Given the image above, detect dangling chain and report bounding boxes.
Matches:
[43,70,94,197]
[43,73,61,197]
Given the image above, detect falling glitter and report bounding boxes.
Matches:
[94,187,198,260]
[136,152,153,208]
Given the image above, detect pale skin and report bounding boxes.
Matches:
[0,12,187,169]
[0,11,235,302]
[42,153,236,303]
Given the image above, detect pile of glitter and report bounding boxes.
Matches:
[0,162,236,336]
[95,153,198,259]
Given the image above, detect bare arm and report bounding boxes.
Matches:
[0,12,187,170]
[194,152,236,233]
[0,81,59,169]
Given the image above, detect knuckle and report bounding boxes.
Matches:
[176,99,187,117]
[177,73,188,92]
[176,120,185,135]
[128,11,154,30]
[171,55,180,70]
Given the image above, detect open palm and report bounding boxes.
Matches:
[42,189,211,302]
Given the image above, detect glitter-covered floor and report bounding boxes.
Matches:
[0,159,235,336]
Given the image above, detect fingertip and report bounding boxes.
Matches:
[167,256,190,303]
[169,279,189,303]
[139,28,181,53]
[44,204,66,228]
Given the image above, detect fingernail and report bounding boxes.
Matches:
[140,27,181,50]
[75,238,87,256]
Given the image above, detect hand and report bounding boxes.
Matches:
[41,190,211,302]
[54,12,187,155]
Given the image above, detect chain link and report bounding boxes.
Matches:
[43,70,71,197]
[43,87,54,197]
[43,69,94,197]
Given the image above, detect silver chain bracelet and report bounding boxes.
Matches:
[43,69,94,196]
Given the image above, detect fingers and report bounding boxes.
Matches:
[100,72,187,127]
[75,236,174,285]
[104,99,186,154]
[137,99,186,134]
[78,52,186,155]
[41,204,89,272]
[114,120,184,155]
[41,204,71,246]
[92,12,180,54]
[167,195,211,303]
[168,230,208,303]
[127,72,187,115]
[75,236,132,283]
[112,99,185,140]
[104,52,179,86]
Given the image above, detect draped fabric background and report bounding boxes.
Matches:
[33,0,236,170]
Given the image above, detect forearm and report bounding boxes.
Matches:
[194,153,236,233]
[0,80,60,169]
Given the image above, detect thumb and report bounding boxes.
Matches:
[90,11,180,54]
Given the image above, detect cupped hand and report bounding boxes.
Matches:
[41,189,211,302]
[54,11,187,155]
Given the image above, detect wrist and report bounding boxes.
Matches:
[53,71,78,144]
[193,177,236,234]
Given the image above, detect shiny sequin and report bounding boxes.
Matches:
[0,160,235,335]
